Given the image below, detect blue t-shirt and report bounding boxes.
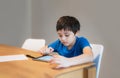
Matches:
[48,36,90,58]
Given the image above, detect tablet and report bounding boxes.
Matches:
[32,55,53,62]
[26,52,58,62]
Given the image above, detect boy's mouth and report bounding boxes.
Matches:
[62,42,68,45]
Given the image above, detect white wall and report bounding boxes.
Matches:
[0,0,31,47]
[32,0,120,78]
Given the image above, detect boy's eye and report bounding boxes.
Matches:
[65,35,69,37]
[58,35,62,37]
[58,35,69,37]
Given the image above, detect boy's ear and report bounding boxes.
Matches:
[75,31,80,36]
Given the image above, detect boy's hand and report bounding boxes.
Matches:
[50,55,72,69]
[38,46,54,55]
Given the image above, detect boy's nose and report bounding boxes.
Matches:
[61,36,66,41]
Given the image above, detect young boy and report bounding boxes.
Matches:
[39,16,93,68]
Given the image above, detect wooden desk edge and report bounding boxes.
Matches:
[54,62,95,78]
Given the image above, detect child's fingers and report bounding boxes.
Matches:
[49,47,54,52]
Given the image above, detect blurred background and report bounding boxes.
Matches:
[0,0,120,78]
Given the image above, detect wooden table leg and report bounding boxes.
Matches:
[83,66,96,78]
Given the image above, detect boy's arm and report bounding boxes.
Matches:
[50,46,93,68]
[68,46,93,66]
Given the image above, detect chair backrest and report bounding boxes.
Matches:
[90,44,104,78]
[22,38,45,51]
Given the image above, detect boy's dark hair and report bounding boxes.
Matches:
[56,16,80,34]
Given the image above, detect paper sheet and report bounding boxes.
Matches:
[0,54,28,62]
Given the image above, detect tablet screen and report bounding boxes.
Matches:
[33,55,53,62]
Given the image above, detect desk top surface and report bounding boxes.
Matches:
[0,44,94,78]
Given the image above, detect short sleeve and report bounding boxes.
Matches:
[78,37,90,49]
[48,39,60,51]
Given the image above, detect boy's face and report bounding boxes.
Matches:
[57,29,76,48]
